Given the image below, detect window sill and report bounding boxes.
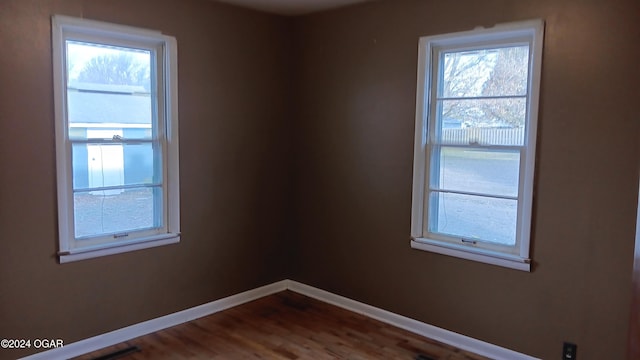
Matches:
[410,238,531,272]
[59,233,180,263]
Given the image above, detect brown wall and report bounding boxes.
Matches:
[2,0,640,359]
[0,1,292,358]
[290,0,640,359]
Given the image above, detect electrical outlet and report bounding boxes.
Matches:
[563,342,577,360]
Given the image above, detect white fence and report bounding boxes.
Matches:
[442,128,524,146]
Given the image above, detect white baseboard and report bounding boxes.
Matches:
[20,281,288,360]
[22,279,537,360]
[285,280,538,360]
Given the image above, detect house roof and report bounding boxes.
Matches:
[67,82,151,125]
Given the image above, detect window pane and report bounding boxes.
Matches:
[429,192,516,245]
[438,98,526,145]
[441,45,529,98]
[434,147,520,197]
[66,41,152,135]
[74,187,162,238]
[72,142,159,190]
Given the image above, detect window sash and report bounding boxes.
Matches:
[424,150,525,252]
[63,39,166,248]
[423,37,533,251]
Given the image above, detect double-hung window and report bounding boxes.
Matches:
[411,20,544,271]
[52,15,180,263]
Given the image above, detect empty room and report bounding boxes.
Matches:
[1,0,639,359]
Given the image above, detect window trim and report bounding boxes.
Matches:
[411,19,544,271]
[52,15,180,263]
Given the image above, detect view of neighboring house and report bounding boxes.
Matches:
[66,81,154,192]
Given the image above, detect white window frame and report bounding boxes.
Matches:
[411,19,544,271]
[52,15,180,263]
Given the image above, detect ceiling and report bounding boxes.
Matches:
[216,0,372,16]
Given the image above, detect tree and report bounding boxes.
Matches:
[480,46,529,127]
[78,53,150,90]
[440,46,529,128]
[440,50,494,126]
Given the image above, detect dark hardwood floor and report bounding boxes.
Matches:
[73,291,488,360]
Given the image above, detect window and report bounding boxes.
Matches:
[411,20,544,271]
[52,15,179,263]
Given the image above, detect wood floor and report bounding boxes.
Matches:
[73,291,488,360]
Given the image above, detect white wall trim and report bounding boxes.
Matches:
[20,281,288,360]
[285,280,538,360]
[22,279,537,360]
